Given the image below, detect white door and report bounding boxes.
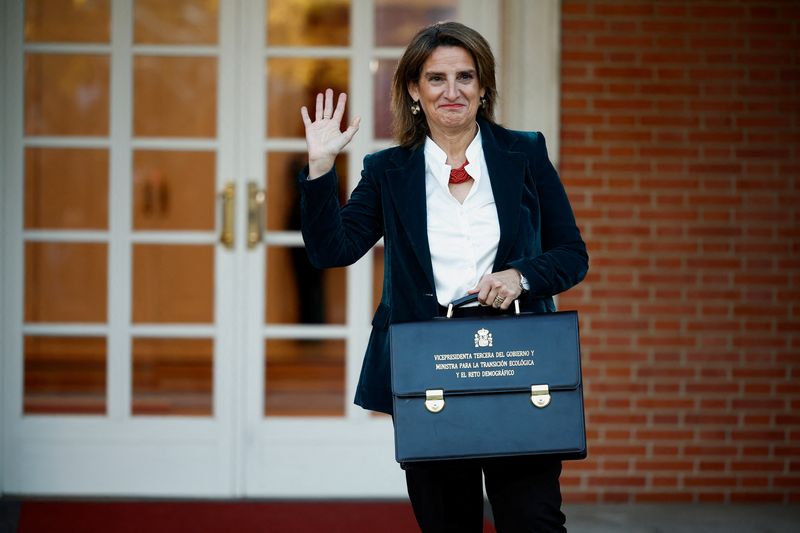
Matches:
[1,0,498,497]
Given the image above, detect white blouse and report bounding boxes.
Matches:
[423,128,501,306]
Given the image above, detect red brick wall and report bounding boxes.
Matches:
[558,0,799,503]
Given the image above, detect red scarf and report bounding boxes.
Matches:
[449,159,471,184]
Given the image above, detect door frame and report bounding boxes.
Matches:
[0,0,239,497]
[0,0,11,499]
[0,0,557,498]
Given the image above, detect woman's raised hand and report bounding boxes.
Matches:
[300,88,361,179]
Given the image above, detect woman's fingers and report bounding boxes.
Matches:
[308,89,349,127]
[471,269,522,308]
[323,88,334,119]
[332,92,347,123]
[341,116,361,143]
[314,92,324,121]
[300,106,312,128]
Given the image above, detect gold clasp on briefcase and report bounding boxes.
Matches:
[530,384,551,408]
[425,389,445,413]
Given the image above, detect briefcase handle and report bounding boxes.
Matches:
[446,294,521,318]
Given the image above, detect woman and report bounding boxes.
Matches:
[299,22,587,533]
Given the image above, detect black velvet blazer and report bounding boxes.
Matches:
[298,118,588,414]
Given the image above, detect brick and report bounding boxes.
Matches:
[686,446,737,457]
[773,476,800,488]
[642,21,703,34]
[652,476,680,488]
[563,492,599,504]
[731,461,785,472]
[641,83,701,96]
[740,476,770,487]
[560,0,798,502]
[590,413,648,424]
[563,50,607,64]
[595,3,654,16]
[601,493,632,503]
[594,98,655,110]
[691,5,746,17]
[730,493,786,504]
[562,20,608,33]
[699,461,727,472]
[656,5,686,17]
[589,444,648,456]
[685,414,737,425]
[588,476,647,488]
[686,382,739,395]
[684,476,738,488]
[731,368,786,379]
[731,428,786,442]
[698,493,727,503]
[636,460,694,471]
[636,429,695,440]
[595,35,653,48]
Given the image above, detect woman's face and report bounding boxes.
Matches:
[408,45,485,137]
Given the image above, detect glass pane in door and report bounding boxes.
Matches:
[25,148,109,230]
[132,337,213,416]
[132,244,214,324]
[24,336,107,415]
[25,0,111,43]
[374,0,457,46]
[266,0,350,46]
[25,53,110,136]
[133,56,217,138]
[265,246,347,325]
[132,150,216,231]
[25,242,108,323]
[372,59,397,140]
[134,0,219,45]
[266,58,349,138]
[264,339,345,417]
[265,152,348,232]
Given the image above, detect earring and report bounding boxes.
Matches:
[480,97,487,108]
[410,101,420,115]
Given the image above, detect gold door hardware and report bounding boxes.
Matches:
[247,181,266,249]
[219,182,235,249]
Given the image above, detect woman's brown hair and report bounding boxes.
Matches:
[391,21,498,149]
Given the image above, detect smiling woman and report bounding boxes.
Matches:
[407,46,484,138]
[298,20,586,532]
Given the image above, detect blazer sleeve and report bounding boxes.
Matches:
[297,156,384,268]
[507,132,589,297]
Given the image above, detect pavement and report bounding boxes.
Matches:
[563,504,800,533]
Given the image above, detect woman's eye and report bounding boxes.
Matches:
[458,73,474,81]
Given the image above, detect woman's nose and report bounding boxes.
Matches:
[445,80,458,99]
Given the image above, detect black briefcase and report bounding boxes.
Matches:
[390,295,586,463]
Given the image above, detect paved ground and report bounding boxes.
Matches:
[564,504,800,533]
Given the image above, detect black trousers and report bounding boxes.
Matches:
[404,455,566,533]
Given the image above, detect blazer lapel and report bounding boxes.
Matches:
[480,121,527,272]
[385,147,436,292]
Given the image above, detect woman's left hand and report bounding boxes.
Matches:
[469,269,524,310]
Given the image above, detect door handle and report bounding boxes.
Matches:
[247,181,266,249]
[219,181,235,249]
